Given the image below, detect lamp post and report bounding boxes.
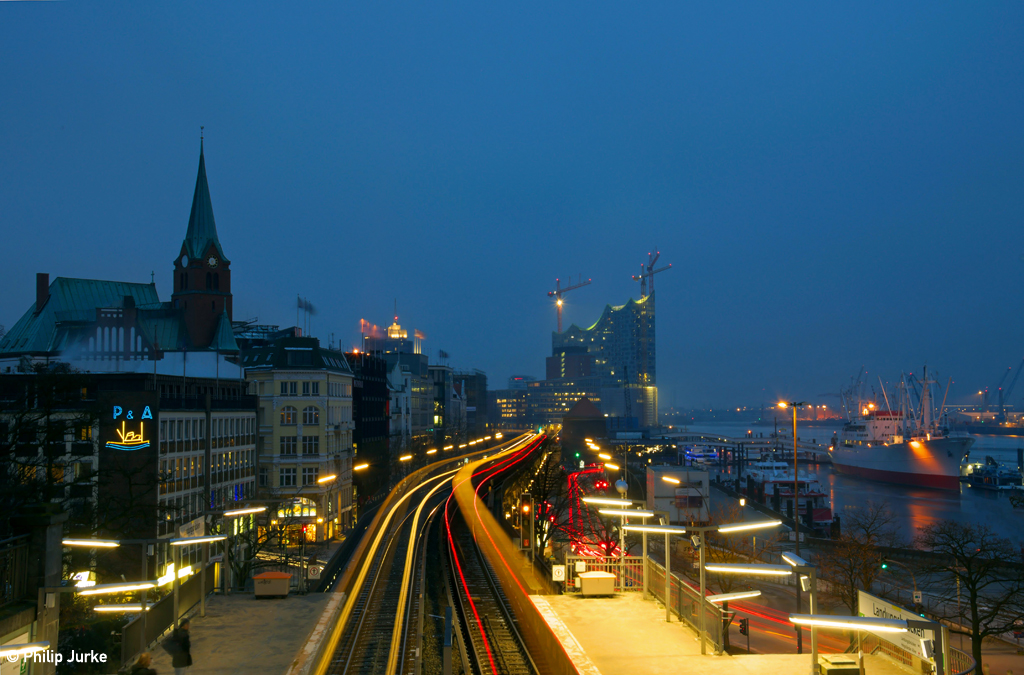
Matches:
[63,537,160,654]
[623,523,688,622]
[213,505,268,593]
[168,535,227,622]
[779,400,806,653]
[598,508,654,590]
[783,552,819,673]
[789,614,945,675]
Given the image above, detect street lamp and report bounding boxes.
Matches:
[168,535,227,621]
[783,551,819,674]
[779,399,807,653]
[598,508,654,589]
[622,523,688,621]
[691,520,783,654]
[214,505,267,594]
[788,614,946,675]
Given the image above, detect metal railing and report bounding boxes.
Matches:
[948,646,976,675]
[562,554,723,652]
[0,535,30,610]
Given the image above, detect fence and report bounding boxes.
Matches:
[562,554,723,652]
[0,535,30,610]
[121,562,216,667]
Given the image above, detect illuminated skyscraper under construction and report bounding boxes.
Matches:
[551,292,658,426]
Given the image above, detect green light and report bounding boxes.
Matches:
[881,561,888,569]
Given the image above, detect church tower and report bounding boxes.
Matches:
[171,140,233,349]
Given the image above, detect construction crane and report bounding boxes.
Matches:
[631,249,672,299]
[984,366,1014,412]
[997,359,1024,422]
[547,275,591,333]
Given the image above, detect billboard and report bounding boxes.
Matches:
[857,590,931,660]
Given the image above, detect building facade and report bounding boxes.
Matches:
[243,336,355,541]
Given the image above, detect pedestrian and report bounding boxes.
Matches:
[170,619,192,675]
[130,652,157,675]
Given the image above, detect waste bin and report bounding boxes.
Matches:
[253,571,291,598]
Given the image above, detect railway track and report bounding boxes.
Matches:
[446,513,536,675]
[326,473,451,675]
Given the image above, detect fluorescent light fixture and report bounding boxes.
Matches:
[585,438,593,443]
[717,520,783,533]
[623,524,688,534]
[399,455,413,461]
[169,535,227,546]
[707,590,762,603]
[782,552,810,567]
[317,474,337,483]
[599,453,612,460]
[426,448,437,455]
[157,563,194,586]
[704,563,793,576]
[458,444,467,449]
[789,614,908,633]
[582,497,633,506]
[598,509,655,518]
[604,463,620,470]
[662,476,681,485]
[79,581,157,596]
[495,433,503,439]
[443,445,454,450]
[223,506,266,517]
[93,603,152,612]
[0,642,50,658]
[353,463,369,470]
[63,538,120,548]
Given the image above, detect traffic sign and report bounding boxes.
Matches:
[307,564,323,579]
[913,591,923,605]
[552,565,566,582]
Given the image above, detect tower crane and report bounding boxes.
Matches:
[631,249,672,299]
[547,275,591,333]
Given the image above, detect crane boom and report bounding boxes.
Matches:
[547,275,592,333]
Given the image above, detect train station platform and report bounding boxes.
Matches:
[532,593,915,675]
[145,592,333,675]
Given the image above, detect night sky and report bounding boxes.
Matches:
[2,3,1023,409]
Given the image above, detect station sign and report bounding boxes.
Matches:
[857,590,930,660]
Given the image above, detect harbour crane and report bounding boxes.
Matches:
[997,359,1024,422]
[547,275,591,333]
[631,250,672,299]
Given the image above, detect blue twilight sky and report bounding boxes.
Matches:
[2,2,1023,409]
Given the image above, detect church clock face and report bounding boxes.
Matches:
[207,256,218,268]
[179,254,188,267]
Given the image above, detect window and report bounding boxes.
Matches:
[280,381,288,396]
[302,466,319,485]
[302,382,310,396]
[280,468,296,487]
[280,436,297,455]
[290,382,297,396]
[281,406,297,425]
[302,406,319,425]
[302,436,319,455]
[312,382,319,395]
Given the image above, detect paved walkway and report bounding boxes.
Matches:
[145,593,331,675]
[533,593,916,675]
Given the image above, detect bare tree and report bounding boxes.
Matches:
[916,520,1024,673]
[818,501,901,615]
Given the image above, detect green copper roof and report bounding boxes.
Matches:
[211,310,240,353]
[182,141,228,263]
[0,278,163,355]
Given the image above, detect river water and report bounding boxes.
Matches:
[678,422,1024,548]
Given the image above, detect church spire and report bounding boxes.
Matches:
[183,137,228,263]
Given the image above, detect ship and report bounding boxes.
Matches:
[829,367,974,491]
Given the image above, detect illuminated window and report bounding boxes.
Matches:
[281,407,297,425]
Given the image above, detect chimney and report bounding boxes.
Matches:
[35,273,49,315]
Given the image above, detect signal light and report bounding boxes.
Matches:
[519,494,533,549]
[739,618,749,636]
[880,561,888,569]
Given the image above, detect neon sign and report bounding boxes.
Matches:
[105,405,153,451]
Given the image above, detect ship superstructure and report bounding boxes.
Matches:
[829,367,974,490]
